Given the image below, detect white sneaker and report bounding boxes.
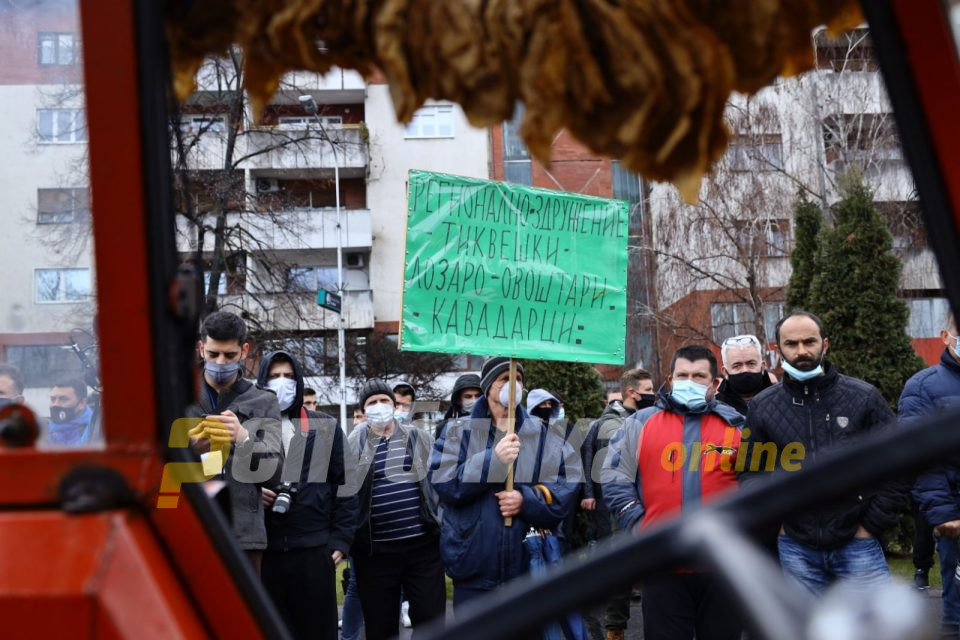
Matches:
[401,600,412,628]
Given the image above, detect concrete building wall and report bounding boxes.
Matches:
[365,84,491,329]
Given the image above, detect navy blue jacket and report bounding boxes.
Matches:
[907,349,960,526]
[429,396,581,590]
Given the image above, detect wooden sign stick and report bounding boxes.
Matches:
[504,357,517,527]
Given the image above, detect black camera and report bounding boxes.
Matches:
[271,482,298,514]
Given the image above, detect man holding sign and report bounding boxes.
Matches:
[430,357,581,608]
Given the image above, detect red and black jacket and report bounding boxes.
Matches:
[602,388,745,532]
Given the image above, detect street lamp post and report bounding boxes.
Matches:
[300,95,348,432]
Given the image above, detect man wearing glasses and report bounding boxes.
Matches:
[715,334,777,416]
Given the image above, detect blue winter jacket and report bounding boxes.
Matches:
[429,396,581,590]
[907,349,960,526]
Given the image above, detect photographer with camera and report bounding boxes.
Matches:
[257,350,358,640]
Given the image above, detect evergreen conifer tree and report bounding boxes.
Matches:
[807,178,923,405]
[522,360,606,423]
[785,190,823,311]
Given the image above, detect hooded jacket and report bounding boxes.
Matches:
[582,400,635,500]
[187,370,283,551]
[526,388,562,423]
[256,350,358,554]
[430,396,581,590]
[905,349,960,527]
[602,389,744,532]
[435,373,482,440]
[738,361,903,549]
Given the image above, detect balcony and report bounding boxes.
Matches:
[175,208,371,253]
[244,125,368,171]
[282,68,366,103]
[219,289,374,331]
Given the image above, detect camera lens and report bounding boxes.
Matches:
[273,493,291,514]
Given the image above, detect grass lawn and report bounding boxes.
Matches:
[336,562,454,606]
[888,553,941,589]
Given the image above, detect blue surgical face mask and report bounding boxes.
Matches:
[394,409,409,422]
[670,379,709,411]
[556,407,566,420]
[204,360,242,386]
[949,333,960,358]
[781,358,823,382]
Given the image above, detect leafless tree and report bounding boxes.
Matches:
[641,27,921,355]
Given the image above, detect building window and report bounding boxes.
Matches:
[503,104,532,185]
[405,104,455,139]
[203,272,227,296]
[278,115,342,127]
[4,344,83,388]
[732,219,791,258]
[35,268,91,303]
[906,297,950,338]
[261,335,337,376]
[286,266,340,293]
[821,113,901,165]
[178,115,226,135]
[38,32,79,66]
[452,354,486,371]
[815,28,878,72]
[612,161,642,204]
[727,134,783,172]
[37,109,86,143]
[711,301,784,343]
[37,188,89,224]
[876,201,925,252]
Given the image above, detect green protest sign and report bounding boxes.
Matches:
[400,170,628,365]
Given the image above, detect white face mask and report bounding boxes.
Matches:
[365,402,394,428]
[461,398,477,413]
[267,377,297,411]
[498,382,524,408]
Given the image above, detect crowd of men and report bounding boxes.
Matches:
[6,306,960,639]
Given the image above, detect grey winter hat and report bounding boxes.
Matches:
[359,380,395,408]
[479,357,525,396]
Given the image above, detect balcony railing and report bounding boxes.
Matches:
[175,208,372,253]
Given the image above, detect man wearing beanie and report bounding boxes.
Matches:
[430,357,581,607]
[346,379,445,640]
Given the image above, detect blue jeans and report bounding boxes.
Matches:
[341,563,364,640]
[939,538,960,637]
[777,535,890,595]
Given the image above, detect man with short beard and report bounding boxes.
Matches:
[739,310,904,594]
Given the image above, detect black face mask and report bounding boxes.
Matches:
[531,406,553,424]
[635,393,657,409]
[50,405,79,424]
[726,371,768,396]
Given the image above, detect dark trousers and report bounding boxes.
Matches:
[353,535,447,640]
[262,546,338,640]
[913,499,936,571]
[642,573,742,640]
[599,512,631,633]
